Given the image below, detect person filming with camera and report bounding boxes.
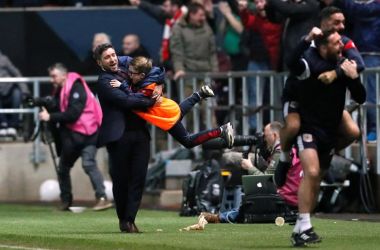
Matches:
[38,63,112,211]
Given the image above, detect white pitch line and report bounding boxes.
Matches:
[0,244,52,250]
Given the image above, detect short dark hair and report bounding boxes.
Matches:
[319,6,343,24]
[93,43,114,61]
[315,29,337,48]
[170,0,182,7]
[187,2,205,17]
[48,62,67,74]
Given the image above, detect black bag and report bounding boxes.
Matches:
[237,193,297,224]
[179,159,222,216]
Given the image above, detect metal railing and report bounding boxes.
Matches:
[1,69,380,173]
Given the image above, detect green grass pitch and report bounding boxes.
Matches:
[0,204,380,250]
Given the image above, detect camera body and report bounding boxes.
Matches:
[23,95,61,153]
[24,96,56,111]
[235,133,267,156]
[203,133,270,160]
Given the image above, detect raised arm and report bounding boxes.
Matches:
[266,0,319,18]
[287,27,323,78]
[129,0,170,24]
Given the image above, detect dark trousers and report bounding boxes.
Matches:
[168,93,221,148]
[58,130,105,203]
[106,129,150,223]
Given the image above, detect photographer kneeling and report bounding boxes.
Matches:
[38,63,112,211]
[202,121,301,223]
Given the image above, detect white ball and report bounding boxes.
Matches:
[39,179,60,202]
[104,180,113,201]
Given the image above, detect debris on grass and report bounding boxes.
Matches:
[180,214,208,231]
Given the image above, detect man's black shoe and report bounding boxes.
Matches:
[120,221,140,233]
[291,228,322,247]
[274,160,291,187]
[58,201,72,211]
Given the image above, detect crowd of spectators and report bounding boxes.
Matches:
[0,0,127,7]
[1,0,379,140]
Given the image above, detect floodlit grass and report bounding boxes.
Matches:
[0,204,380,250]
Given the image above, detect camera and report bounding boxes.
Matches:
[203,133,268,157]
[234,133,265,147]
[23,95,58,143]
[24,96,56,110]
[203,132,271,186]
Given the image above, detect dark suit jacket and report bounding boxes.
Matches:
[96,57,155,147]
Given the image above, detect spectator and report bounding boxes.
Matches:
[265,0,320,70]
[170,2,219,129]
[129,0,186,100]
[170,2,218,80]
[334,0,380,142]
[129,0,186,68]
[38,63,112,211]
[218,0,246,71]
[120,34,150,58]
[193,0,217,33]
[81,32,111,76]
[239,0,282,131]
[0,50,30,137]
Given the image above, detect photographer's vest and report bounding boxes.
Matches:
[60,72,103,135]
[277,148,303,207]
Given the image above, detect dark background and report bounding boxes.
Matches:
[0,7,163,76]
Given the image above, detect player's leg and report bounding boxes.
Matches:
[335,110,360,151]
[168,121,234,149]
[274,101,301,187]
[291,134,322,247]
[178,85,214,120]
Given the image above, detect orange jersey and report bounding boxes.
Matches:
[133,83,180,131]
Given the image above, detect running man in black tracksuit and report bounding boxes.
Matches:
[286,27,366,247]
[275,7,365,188]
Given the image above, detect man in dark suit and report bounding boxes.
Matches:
[93,43,161,233]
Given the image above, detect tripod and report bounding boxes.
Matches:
[31,121,59,172]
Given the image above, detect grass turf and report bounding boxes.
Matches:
[0,204,380,250]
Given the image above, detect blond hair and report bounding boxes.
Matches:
[130,56,152,75]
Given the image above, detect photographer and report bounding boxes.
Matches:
[38,63,112,211]
[223,121,281,176]
[201,121,292,223]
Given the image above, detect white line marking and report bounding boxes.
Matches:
[0,244,52,250]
